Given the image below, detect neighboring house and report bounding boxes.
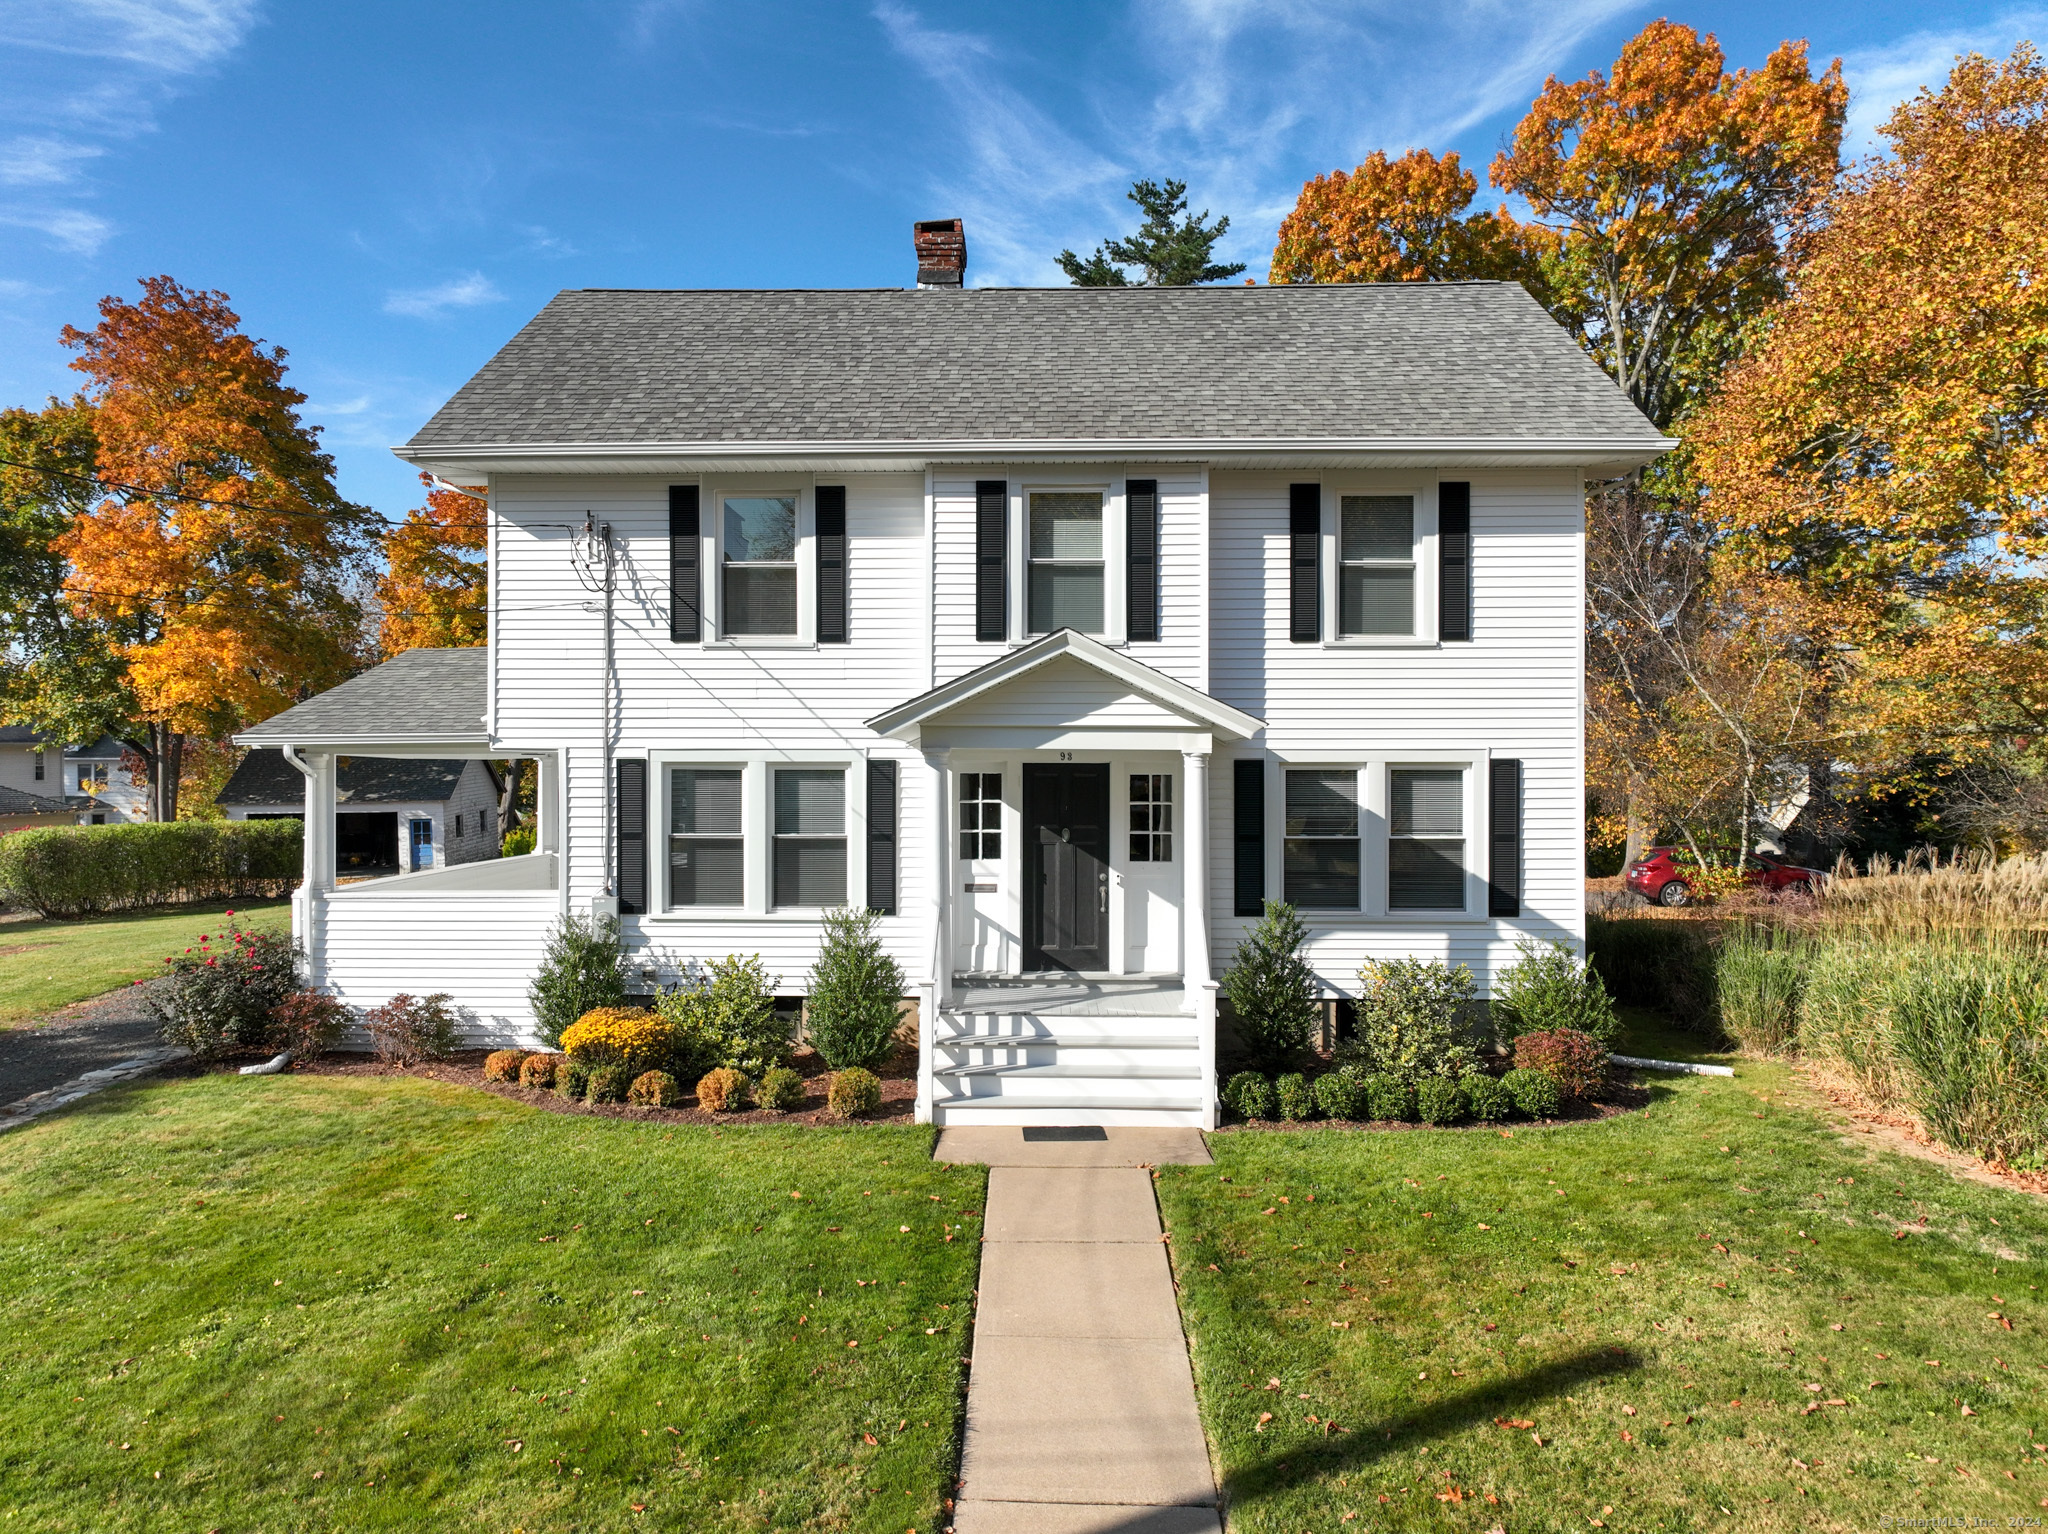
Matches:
[0,727,146,825]
[237,221,1672,1126]
[216,748,502,877]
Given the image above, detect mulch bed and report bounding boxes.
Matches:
[1210,1071,1653,1134]
[174,1043,922,1128]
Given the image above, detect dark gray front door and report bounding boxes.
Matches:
[1023,763,1110,971]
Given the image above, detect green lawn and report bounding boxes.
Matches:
[0,900,291,1023]
[0,1073,985,1532]
[1158,1022,2048,1531]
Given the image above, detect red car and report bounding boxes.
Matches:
[1624,848,1826,906]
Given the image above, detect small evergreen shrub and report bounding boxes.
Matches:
[1345,957,1479,1081]
[627,1069,682,1107]
[1416,1075,1465,1125]
[1275,1072,1316,1121]
[1502,1066,1562,1119]
[483,1049,530,1082]
[528,913,628,1048]
[805,906,907,1069]
[826,1067,881,1119]
[149,915,300,1062]
[653,983,722,1085]
[1363,1072,1416,1122]
[756,1065,805,1112]
[696,1066,752,1114]
[585,1063,632,1104]
[1220,901,1321,1072]
[518,1052,561,1089]
[1312,1070,1365,1121]
[1514,1028,1609,1102]
[559,1006,675,1073]
[266,988,352,1059]
[1489,939,1619,1045]
[362,993,460,1066]
[1221,1071,1276,1121]
[555,1060,592,1101]
[700,954,789,1076]
[1460,1073,1513,1123]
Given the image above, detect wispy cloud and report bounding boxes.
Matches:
[0,206,114,253]
[1837,11,2045,151]
[0,135,104,185]
[383,272,507,319]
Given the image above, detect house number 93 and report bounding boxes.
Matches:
[1058,752,1073,761]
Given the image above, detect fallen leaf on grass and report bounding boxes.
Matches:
[1494,1418,1534,1430]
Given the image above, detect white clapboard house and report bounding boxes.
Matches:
[237,222,1670,1127]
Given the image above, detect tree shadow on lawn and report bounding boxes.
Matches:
[1226,1345,1641,1501]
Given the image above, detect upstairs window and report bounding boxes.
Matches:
[774,768,846,907]
[1283,769,1360,909]
[1389,767,1465,909]
[1028,491,1104,635]
[959,773,1002,861]
[670,767,744,907]
[1130,774,1172,862]
[32,751,43,781]
[722,494,798,636]
[1339,495,1415,636]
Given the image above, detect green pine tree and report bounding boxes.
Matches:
[1057,178,1248,288]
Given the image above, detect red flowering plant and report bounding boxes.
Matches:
[147,912,302,1063]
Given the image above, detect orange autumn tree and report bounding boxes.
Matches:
[1268,149,1544,286]
[58,277,377,819]
[377,472,487,656]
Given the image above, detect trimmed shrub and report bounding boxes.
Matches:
[265,988,352,1059]
[805,906,907,1069]
[528,914,628,1048]
[1503,1066,1562,1119]
[555,1060,592,1101]
[363,993,461,1066]
[1220,901,1321,1073]
[1312,1070,1365,1121]
[1221,1071,1276,1122]
[0,819,301,917]
[1714,921,1808,1054]
[1460,1073,1513,1123]
[518,1052,562,1089]
[1416,1075,1464,1125]
[1514,1028,1608,1103]
[1489,939,1619,1045]
[1345,957,1479,1081]
[826,1067,882,1119]
[696,1066,752,1114]
[1275,1072,1316,1121]
[483,1049,530,1083]
[627,1069,682,1107]
[756,1065,805,1112]
[699,954,789,1077]
[1363,1072,1416,1122]
[560,1006,675,1073]
[586,1063,632,1104]
[150,915,300,1062]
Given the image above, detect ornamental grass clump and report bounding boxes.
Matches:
[1714,921,1808,1054]
[696,1067,752,1114]
[804,907,907,1069]
[560,1006,675,1074]
[1312,1070,1364,1121]
[1514,1028,1608,1103]
[1502,1066,1563,1119]
[1887,945,2048,1169]
[1220,902,1320,1073]
[1275,1072,1316,1121]
[483,1049,530,1083]
[1345,956,1479,1081]
[362,993,460,1066]
[826,1067,881,1119]
[528,913,628,1048]
[755,1066,805,1112]
[627,1070,682,1108]
[149,914,300,1062]
[1489,938,1618,1045]
[265,989,352,1059]
[1222,1071,1276,1122]
[518,1052,562,1090]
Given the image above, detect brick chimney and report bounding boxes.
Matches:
[914,218,966,288]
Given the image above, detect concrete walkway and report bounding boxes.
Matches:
[935,1127,1221,1534]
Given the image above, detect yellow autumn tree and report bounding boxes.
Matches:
[377,472,487,656]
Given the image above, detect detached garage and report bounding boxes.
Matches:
[217,749,502,879]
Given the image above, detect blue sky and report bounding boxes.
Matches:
[0,0,2039,518]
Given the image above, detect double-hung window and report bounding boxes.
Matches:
[1130,774,1172,862]
[1389,767,1465,909]
[773,769,846,908]
[669,767,744,906]
[1339,495,1416,636]
[722,494,798,636]
[959,773,1001,860]
[1283,769,1360,909]
[1028,491,1105,635]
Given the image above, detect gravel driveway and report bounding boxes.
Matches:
[0,984,166,1108]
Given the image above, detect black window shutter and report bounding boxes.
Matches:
[1488,758,1522,918]
[1288,483,1320,643]
[975,480,1007,642]
[668,485,701,643]
[1439,481,1472,642]
[1233,757,1266,917]
[615,757,648,915]
[866,759,898,915]
[816,485,848,643]
[1126,478,1159,643]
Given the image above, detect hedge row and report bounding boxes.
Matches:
[0,820,302,917]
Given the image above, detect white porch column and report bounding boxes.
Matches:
[917,746,951,1125]
[1183,749,1219,1130]
[283,747,336,990]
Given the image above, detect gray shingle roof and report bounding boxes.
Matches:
[234,648,488,747]
[0,784,70,815]
[217,748,485,806]
[404,283,1663,449]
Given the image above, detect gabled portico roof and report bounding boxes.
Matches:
[866,630,1262,744]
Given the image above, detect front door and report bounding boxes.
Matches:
[1023,763,1110,971]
